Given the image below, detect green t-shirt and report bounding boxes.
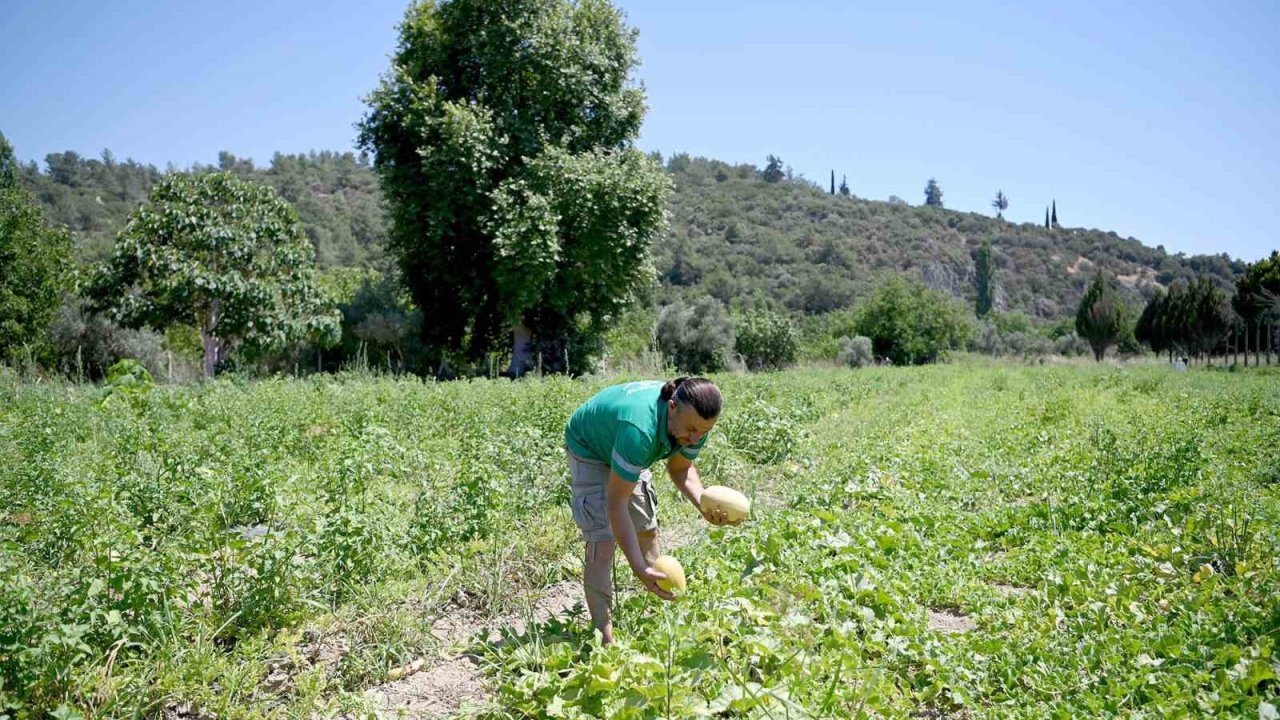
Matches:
[565,380,709,482]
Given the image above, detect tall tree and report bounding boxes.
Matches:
[991,190,1008,219]
[974,241,995,318]
[0,133,71,362]
[924,178,944,208]
[1183,275,1231,363]
[830,170,835,195]
[1076,272,1128,361]
[1051,200,1059,228]
[1234,251,1280,364]
[1045,207,1050,229]
[838,175,850,196]
[762,155,785,183]
[89,172,339,378]
[0,133,19,189]
[359,0,671,375]
[1135,289,1175,359]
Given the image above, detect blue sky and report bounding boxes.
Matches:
[2,0,1276,261]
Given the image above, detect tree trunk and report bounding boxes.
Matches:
[505,323,533,377]
[1244,321,1250,367]
[201,299,222,380]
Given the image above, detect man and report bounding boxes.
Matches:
[563,376,736,643]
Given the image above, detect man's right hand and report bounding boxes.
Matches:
[635,565,675,601]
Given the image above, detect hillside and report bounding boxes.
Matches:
[656,156,1243,319]
[19,149,387,269]
[19,149,1243,321]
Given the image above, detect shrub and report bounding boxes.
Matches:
[655,296,734,373]
[836,335,874,367]
[734,307,799,371]
[855,275,972,365]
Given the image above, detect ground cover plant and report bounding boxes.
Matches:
[1,363,1277,718]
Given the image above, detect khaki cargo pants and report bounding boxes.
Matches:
[566,448,658,542]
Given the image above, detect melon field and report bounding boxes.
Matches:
[2,363,1278,718]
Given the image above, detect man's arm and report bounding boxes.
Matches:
[667,453,738,525]
[666,452,707,513]
[606,469,674,600]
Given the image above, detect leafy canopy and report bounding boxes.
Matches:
[90,172,338,372]
[358,0,670,366]
[855,274,971,365]
[0,133,71,361]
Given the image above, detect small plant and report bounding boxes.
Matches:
[836,335,874,368]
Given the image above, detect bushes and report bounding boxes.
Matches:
[655,296,735,373]
[734,307,799,371]
[45,299,170,380]
[855,275,972,365]
[837,335,874,367]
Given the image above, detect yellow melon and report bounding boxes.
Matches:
[700,485,751,523]
[652,554,686,594]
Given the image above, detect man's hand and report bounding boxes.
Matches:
[635,566,676,600]
[697,491,745,526]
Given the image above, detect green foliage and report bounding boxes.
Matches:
[974,241,995,317]
[654,296,734,373]
[479,366,1280,718]
[656,157,1241,324]
[104,357,152,387]
[797,308,860,362]
[856,275,972,365]
[358,0,670,370]
[0,137,71,363]
[836,334,874,367]
[1235,251,1280,325]
[1182,275,1233,358]
[761,155,785,183]
[733,307,800,371]
[968,312,1060,358]
[992,189,1008,219]
[1136,275,1235,360]
[89,171,340,377]
[924,177,944,207]
[2,367,1279,716]
[0,133,19,189]
[46,298,168,380]
[19,149,386,269]
[602,302,658,367]
[1075,273,1131,361]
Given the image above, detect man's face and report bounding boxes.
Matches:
[667,400,717,447]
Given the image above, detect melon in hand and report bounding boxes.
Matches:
[652,555,686,595]
[700,485,751,523]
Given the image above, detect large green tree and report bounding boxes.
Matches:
[1075,272,1129,361]
[0,133,71,362]
[358,0,670,375]
[1182,275,1232,362]
[90,172,339,378]
[1234,251,1280,362]
[856,274,971,365]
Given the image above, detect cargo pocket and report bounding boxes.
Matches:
[572,486,608,538]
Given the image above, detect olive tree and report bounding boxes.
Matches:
[90,172,339,378]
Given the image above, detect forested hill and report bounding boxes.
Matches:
[655,156,1243,319]
[20,148,1243,320]
[19,150,387,269]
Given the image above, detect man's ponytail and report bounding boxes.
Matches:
[660,376,722,419]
